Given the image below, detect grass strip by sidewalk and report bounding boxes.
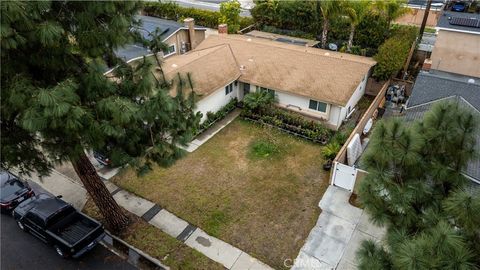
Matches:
[82,199,223,270]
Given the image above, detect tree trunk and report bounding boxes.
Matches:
[347,24,355,52]
[321,19,329,49]
[70,151,129,232]
[154,53,167,86]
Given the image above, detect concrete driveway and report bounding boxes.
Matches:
[292,186,385,270]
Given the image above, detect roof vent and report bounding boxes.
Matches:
[240,65,246,70]
[324,52,330,56]
[248,58,253,62]
[467,78,475,84]
[171,64,178,68]
[247,38,252,42]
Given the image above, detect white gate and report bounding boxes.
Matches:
[332,162,357,192]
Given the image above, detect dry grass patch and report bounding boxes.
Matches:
[83,200,223,270]
[112,119,330,269]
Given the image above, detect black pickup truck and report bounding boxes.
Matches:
[13,193,105,258]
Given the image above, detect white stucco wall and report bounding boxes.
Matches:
[195,73,369,128]
[195,80,238,122]
[249,84,334,122]
[328,75,368,128]
[344,75,368,117]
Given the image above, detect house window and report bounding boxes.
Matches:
[225,83,234,95]
[257,86,275,96]
[309,99,327,113]
[162,44,176,57]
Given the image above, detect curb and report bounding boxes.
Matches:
[101,230,170,270]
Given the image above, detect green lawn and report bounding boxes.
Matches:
[112,119,330,269]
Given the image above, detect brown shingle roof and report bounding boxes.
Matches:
[157,34,376,106]
[160,45,241,99]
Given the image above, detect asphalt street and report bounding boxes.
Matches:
[0,181,136,270]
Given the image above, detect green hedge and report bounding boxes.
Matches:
[373,25,418,80]
[143,2,254,31]
[241,107,333,144]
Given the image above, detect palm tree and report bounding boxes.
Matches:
[318,1,342,49]
[344,0,372,52]
[373,0,409,29]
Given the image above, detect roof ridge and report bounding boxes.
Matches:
[424,71,480,87]
[218,35,376,66]
[164,44,236,74]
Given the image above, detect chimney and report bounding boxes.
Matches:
[184,18,196,50]
[422,58,432,71]
[218,24,228,34]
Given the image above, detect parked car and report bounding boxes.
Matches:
[93,150,112,166]
[13,193,105,258]
[452,2,466,12]
[0,170,35,213]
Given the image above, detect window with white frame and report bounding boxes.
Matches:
[162,44,176,57]
[225,82,234,95]
[309,99,327,113]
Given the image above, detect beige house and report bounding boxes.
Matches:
[161,34,376,130]
[430,12,480,78]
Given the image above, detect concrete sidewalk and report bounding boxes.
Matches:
[104,180,273,270]
[292,186,386,270]
[15,169,88,210]
[180,108,241,152]
[21,167,272,270]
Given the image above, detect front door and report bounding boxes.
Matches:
[243,83,250,96]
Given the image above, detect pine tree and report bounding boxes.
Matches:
[1,1,200,232]
[357,101,480,269]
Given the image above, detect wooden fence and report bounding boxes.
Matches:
[332,80,390,170]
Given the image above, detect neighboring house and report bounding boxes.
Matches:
[405,70,480,184]
[115,15,207,62]
[402,11,480,185]
[430,12,480,78]
[160,34,376,130]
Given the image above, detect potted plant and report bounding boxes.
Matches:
[322,142,341,170]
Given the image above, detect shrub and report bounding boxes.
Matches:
[322,141,341,160]
[143,1,254,31]
[242,107,333,143]
[243,91,275,113]
[373,25,418,80]
[219,0,241,33]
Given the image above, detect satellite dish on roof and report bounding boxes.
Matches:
[468,78,475,84]
[328,43,338,51]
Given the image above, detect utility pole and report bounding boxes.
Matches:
[418,0,433,41]
[402,0,433,79]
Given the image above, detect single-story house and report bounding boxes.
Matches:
[160,34,376,130]
[406,70,480,184]
[115,15,207,63]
